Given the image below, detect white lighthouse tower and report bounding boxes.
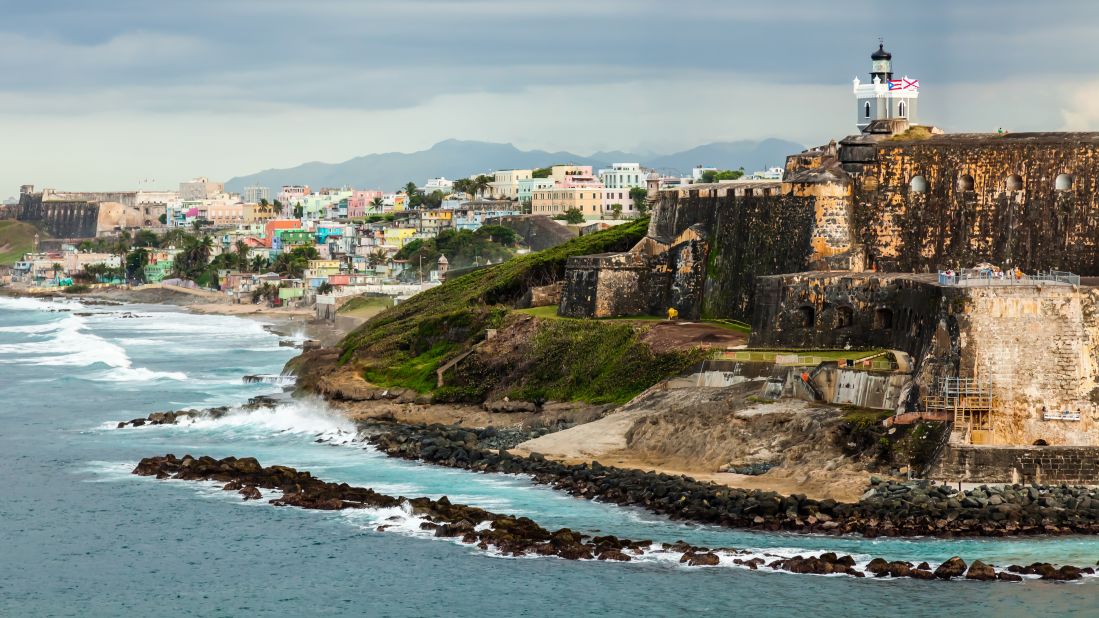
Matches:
[852,42,919,131]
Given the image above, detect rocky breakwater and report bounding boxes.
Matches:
[132,454,1090,582]
[365,424,1099,542]
[116,406,231,428]
[115,398,282,429]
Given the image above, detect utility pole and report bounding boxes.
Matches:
[419,254,423,287]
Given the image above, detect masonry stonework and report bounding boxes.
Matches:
[932,445,1099,484]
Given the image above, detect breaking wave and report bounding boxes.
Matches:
[161,399,357,444]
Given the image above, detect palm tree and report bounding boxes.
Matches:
[198,233,213,257]
[368,248,387,268]
[370,197,383,212]
[472,175,492,199]
[452,178,472,200]
[235,240,249,271]
[250,255,269,273]
[51,262,63,285]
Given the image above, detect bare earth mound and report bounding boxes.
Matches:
[514,383,876,502]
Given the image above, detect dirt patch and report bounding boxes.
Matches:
[514,383,884,502]
[640,321,747,352]
[338,400,606,430]
[86,287,210,306]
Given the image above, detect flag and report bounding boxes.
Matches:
[888,78,919,90]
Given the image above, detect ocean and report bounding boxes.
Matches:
[1,295,1096,617]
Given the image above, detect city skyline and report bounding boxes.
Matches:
[4,0,1099,194]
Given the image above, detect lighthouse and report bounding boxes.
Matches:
[852,42,919,131]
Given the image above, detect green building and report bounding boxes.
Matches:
[144,260,174,283]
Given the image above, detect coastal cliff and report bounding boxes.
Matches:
[290,218,706,407]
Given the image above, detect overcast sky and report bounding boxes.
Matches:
[4,0,1099,196]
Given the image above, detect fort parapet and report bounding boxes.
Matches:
[16,187,152,238]
[752,271,1099,447]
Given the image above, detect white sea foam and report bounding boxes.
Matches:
[92,366,189,382]
[170,398,357,443]
[0,305,208,382]
[0,321,63,334]
[0,314,131,367]
[0,295,83,313]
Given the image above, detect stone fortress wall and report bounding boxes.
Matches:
[751,272,1099,446]
[558,181,821,321]
[842,132,1099,274]
[17,187,147,238]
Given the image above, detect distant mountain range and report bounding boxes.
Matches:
[225,138,805,193]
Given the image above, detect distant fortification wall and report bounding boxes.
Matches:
[17,192,100,238]
[17,189,144,238]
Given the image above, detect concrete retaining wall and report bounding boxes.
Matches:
[932,444,1099,484]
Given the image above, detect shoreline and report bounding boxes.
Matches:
[132,452,1092,582]
[0,284,363,347]
[19,283,1099,547]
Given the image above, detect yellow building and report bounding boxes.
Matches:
[383,227,417,247]
[244,202,277,224]
[417,209,453,232]
[307,259,341,276]
[531,186,605,218]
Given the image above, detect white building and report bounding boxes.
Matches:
[488,169,532,200]
[691,166,717,182]
[751,166,785,180]
[277,185,310,205]
[598,163,646,190]
[852,42,918,131]
[423,177,455,193]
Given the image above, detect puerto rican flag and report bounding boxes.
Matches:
[888,78,919,90]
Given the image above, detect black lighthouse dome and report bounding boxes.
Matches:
[870,41,893,82]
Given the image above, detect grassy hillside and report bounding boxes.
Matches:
[337,218,696,401]
[441,315,708,405]
[0,221,42,265]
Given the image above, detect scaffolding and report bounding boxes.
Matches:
[923,377,994,433]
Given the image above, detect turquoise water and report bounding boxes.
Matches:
[1,296,1096,617]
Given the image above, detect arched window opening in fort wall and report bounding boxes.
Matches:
[874,307,894,330]
[797,306,815,328]
[837,305,854,328]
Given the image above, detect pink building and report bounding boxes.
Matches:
[277,185,311,205]
[348,189,384,217]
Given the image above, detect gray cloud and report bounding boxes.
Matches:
[2,0,1098,194]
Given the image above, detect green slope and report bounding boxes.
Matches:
[0,221,42,265]
[338,218,659,398]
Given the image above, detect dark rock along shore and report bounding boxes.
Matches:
[133,453,1094,582]
[366,423,1099,541]
[119,408,1099,542]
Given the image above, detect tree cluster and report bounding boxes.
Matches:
[699,168,745,183]
[394,225,518,280]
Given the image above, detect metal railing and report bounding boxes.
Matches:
[938,269,1080,287]
[717,350,896,370]
[923,377,994,431]
[1043,410,1082,421]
